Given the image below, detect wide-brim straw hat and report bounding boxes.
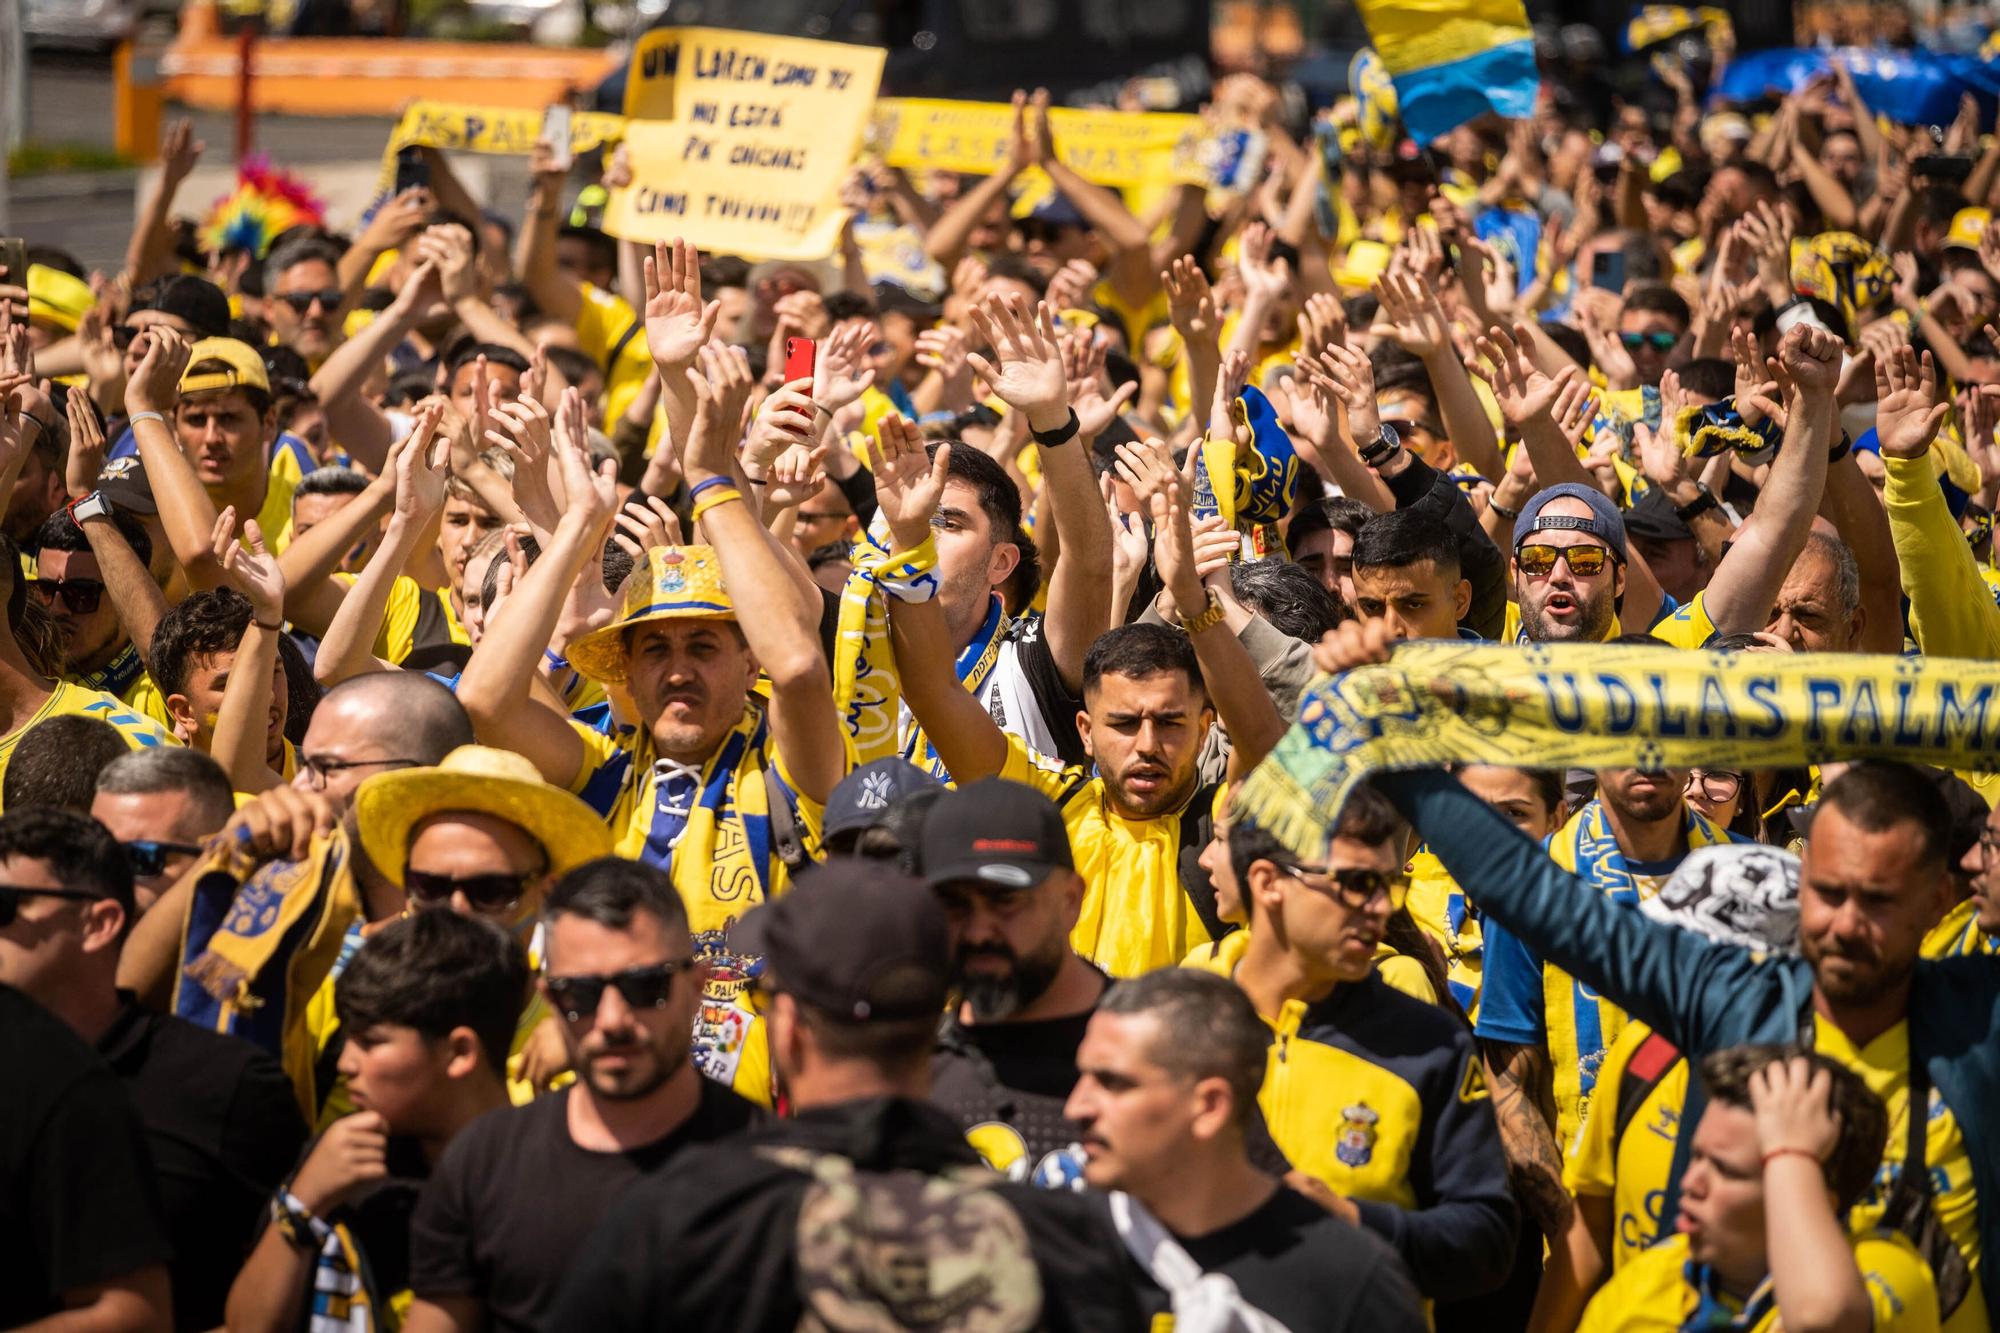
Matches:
[567,544,736,684]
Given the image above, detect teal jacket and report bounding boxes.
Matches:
[1379,769,2000,1327]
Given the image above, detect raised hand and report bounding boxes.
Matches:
[486,397,561,532]
[159,117,205,188]
[1063,328,1137,438]
[1373,268,1450,359]
[1576,294,1638,390]
[966,295,1069,427]
[1298,291,1349,356]
[1150,479,1208,615]
[552,386,618,539]
[1551,365,1599,448]
[1306,340,1381,445]
[1747,1056,1840,1165]
[211,508,287,627]
[914,325,973,408]
[1164,257,1220,345]
[1779,322,1844,398]
[814,319,878,412]
[1873,345,1949,460]
[1046,257,1100,314]
[1006,89,1034,173]
[1473,324,1562,428]
[763,439,830,510]
[744,377,819,474]
[124,327,192,417]
[415,225,480,305]
[393,402,450,522]
[866,415,949,550]
[611,494,684,562]
[642,238,721,372]
[1235,221,1291,306]
[682,344,755,484]
[64,386,108,498]
[1112,435,1187,511]
[1104,473,1150,592]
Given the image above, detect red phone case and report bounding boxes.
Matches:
[782,338,817,424]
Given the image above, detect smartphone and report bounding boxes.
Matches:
[394,146,430,196]
[542,104,574,173]
[1591,250,1628,293]
[782,338,817,425]
[0,238,24,289]
[1914,154,1975,183]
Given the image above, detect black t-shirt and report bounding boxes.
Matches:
[930,1007,1094,1189]
[1113,1185,1429,1333]
[410,1076,760,1331]
[97,997,308,1331]
[0,985,171,1326]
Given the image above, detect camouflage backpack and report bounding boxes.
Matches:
[758,1144,1046,1331]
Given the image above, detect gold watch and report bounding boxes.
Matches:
[1182,588,1227,634]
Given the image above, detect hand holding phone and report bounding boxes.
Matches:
[393,147,430,197]
[782,338,818,425]
[542,105,574,173]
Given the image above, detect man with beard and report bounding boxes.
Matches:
[1319,619,2000,1331]
[887,419,1285,975]
[403,859,759,1333]
[926,778,1108,1189]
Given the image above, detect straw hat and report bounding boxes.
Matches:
[566,545,736,684]
[355,744,612,889]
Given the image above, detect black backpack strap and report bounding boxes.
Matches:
[1177,791,1228,944]
[763,762,809,873]
[607,314,644,370]
[1612,1030,1682,1146]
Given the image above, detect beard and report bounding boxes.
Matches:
[1519,586,1615,643]
[1801,929,1916,1006]
[581,1029,685,1101]
[955,937,1065,1021]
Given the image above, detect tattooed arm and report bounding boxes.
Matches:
[1480,1039,1572,1238]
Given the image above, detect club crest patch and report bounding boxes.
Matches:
[1336,1103,1380,1167]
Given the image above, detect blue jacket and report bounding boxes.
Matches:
[1379,769,2000,1327]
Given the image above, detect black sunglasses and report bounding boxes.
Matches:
[29,578,105,614]
[276,288,343,315]
[404,868,534,913]
[122,839,204,878]
[0,884,103,927]
[544,959,697,1022]
[1619,330,1679,351]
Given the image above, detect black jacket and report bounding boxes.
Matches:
[547,1094,1141,1331]
[1387,452,1508,641]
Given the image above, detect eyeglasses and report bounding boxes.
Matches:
[275,288,343,315]
[122,839,204,878]
[1280,864,1409,911]
[29,578,105,615]
[1685,769,1744,802]
[404,868,535,914]
[297,754,422,789]
[1619,331,1680,351]
[0,885,103,928]
[544,959,697,1022]
[1515,543,1616,578]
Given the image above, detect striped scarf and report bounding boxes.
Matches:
[898,593,1008,782]
[831,531,939,765]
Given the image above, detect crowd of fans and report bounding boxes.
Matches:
[4,31,2000,1332]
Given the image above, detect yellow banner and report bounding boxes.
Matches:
[623,25,885,128]
[600,118,848,260]
[1238,642,2000,862]
[869,98,1207,188]
[387,101,629,158]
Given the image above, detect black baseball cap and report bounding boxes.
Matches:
[135,274,231,340]
[731,860,949,1022]
[1623,487,1694,545]
[920,778,1073,891]
[823,757,940,840]
[95,454,157,516]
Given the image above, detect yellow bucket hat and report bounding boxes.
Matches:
[26,265,93,334]
[355,744,612,890]
[566,545,736,684]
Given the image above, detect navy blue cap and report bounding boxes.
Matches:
[1514,482,1629,562]
[823,758,940,839]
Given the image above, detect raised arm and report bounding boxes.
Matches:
[924,93,1029,270]
[314,408,448,686]
[454,425,612,787]
[207,511,287,794]
[66,390,169,658]
[641,238,723,470]
[515,138,584,327]
[1029,90,1157,309]
[1375,265,1503,483]
[1697,325,1840,637]
[680,350,846,804]
[879,421,1012,784]
[122,328,228,587]
[125,119,204,286]
[307,260,440,473]
[1752,1059,1879,1333]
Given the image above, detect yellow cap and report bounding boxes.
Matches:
[179,337,271,397]
[566,545,736,683]
[26,265,93,334]
[1336,239,1394,292]
[1946,207,1991,251]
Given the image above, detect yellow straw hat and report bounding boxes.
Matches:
[355,744,612,890]
[566,545,736,684]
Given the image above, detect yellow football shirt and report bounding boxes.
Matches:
[1563,1020,1688,1270]
[0,680,178,810]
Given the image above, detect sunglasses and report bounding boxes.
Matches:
[0,884,103,928]
[1515,543,1616,578]
[1380,417,1439,440]
[112,324,143,351]
[1619,331,1680,351]
[122,839,204,878]
[1280,864,1409,911]
[276,288,343,315]
[544,959,697,1022]
[404,868,534,913]
[29,578,105,614]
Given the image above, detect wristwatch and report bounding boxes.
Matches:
[1030,408,1080,448]
[1181,588,1228,634]
[1358,422,1402,468]
[1674,484,1721,524]
[68,491,112,524]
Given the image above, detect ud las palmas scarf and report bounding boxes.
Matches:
[1236,641,2000,861]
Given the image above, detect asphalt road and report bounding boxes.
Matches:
[14,49,529,272]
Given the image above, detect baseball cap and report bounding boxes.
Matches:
[26,265,92,334]
[95,455,157,516]
[179,338,272,398]
[824,758,940,841]
[1514,482,1629,563]
[920,778,1073,890]
[135,274,231,339]
[1622,486,1694,544]
[731,860,950,1022]
[1947,207,1991,253]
